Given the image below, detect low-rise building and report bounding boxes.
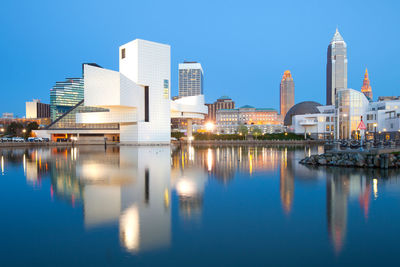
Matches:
[205,96,235,122]
[287,90,400,140]
[365,97,400,139]
[216,105,282,134]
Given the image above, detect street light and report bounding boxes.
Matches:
[22,129,26,133]
[373,123,377,143]
[205,122,214,132]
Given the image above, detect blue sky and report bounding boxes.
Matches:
[1,0,399,117]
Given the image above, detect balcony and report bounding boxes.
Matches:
[299,119,318,126]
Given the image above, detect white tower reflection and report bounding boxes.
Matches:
[76,146,171,254]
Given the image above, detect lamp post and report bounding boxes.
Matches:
[373,123,377,143]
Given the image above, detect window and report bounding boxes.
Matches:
[144,86,149,122]
[121,48,126,59]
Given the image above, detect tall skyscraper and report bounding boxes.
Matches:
[280,70,295,119]
[50,77,84,121]
[361,68,373,100]
[178,61,203,97]
[326,28,347,106]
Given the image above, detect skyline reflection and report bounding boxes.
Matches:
[1,145,400,257]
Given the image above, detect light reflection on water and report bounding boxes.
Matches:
[0,145,400,265]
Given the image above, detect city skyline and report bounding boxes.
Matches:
[1,0,399,116]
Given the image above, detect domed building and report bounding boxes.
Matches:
[284,101,322,126]
[284,101,336,140]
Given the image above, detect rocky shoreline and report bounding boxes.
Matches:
[299,152,400,169]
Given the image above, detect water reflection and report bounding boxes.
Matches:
[1,145,400,257]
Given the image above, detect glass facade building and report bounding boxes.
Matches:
[50,78,84,121]
[47,100,119,130]
[178,62,204,97]
[336,89,369,139]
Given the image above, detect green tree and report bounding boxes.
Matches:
[238,125,248,136]
[6,122,23,136]
[25,122,39,138]
[251,126,262,139]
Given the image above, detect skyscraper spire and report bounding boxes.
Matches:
[331,28,344,43]
[361,68,373,100]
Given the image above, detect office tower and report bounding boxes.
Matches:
[326,28,347,106]
[280,70,295,119]
[26,99,50,119]
[206,96,235,122]
[361,68,373,100]
[50,77,84,121]
[178,61,203,97]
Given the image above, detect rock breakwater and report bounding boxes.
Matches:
[299,152,400,169]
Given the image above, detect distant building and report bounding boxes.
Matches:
[377,96,400,101]
[206,96,235,122]
[365,97,400,134]
[285,102,336,139]
[361,68,373,100]
[336,89,369,139]
[280,70,294,120]
[178,62,203,97]
[1,113,14,119]
[50,77,84,121]
[26,99,50,119]
[327,28,347,106]
[286,90,400,140]
[216,105,282,134]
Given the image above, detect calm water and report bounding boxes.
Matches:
[1,145,400,266]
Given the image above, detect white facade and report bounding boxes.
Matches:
[118,39,171,144]
[365,99,400,133]
[291,105,336,139]
[290,90,400,139]
[171,95,208,119]
[35,39,208,144]
[26,99,39,119]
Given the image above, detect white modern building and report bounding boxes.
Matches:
[35,39,207,144]
[288,89,400,140]
[365,97,400,135]
[290,105,336,139]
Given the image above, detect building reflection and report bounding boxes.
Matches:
[5,145,400,256]
[16,146,172,254]
[324,168,388,253]
[280,148,294,214]
[171,145,207,219]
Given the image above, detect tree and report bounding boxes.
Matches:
[238,125,248,136]
[251,126,262,139]
[6,122,23,136]
[25,122,39,138]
